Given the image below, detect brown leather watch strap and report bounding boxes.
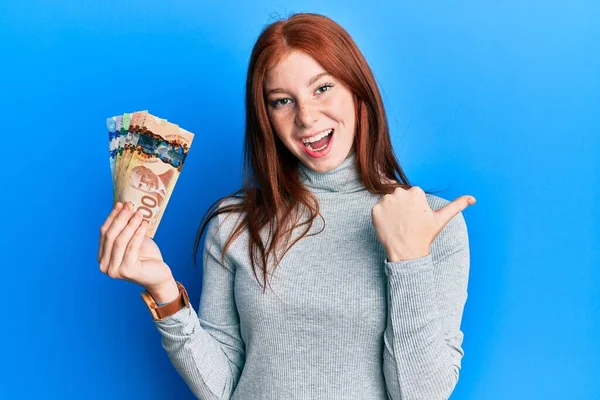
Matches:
[140,282,190,321]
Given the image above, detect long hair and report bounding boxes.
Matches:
[193,12,413,291]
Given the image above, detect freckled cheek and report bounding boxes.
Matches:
[337,97,355,128]
[322,99,343,123]
[270,113,295,143]
[323,96,349,122]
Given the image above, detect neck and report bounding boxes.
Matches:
[298,153,365,193]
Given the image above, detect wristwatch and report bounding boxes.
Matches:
[140,281,190,321]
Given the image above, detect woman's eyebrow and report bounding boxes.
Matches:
[266,72,331,95]
[307,72,330,86]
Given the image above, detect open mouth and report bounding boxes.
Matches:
[301,129,334,152]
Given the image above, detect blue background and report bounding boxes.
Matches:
[1,0,598,399]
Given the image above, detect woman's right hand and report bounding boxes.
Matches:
[98,201,180,304]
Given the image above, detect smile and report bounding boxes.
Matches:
[300,128,333,144]
[299,129,335,158]
[301,129,333,150]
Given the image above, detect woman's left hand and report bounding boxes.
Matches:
[372,186,476,262]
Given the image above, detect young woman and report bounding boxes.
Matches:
[98,12,476,400]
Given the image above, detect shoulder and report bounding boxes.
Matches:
[202,195,246,272]
[205,194,246,248]
[425,193,451,211]
[206,195,244,234]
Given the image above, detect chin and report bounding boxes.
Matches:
[307,152,345,173]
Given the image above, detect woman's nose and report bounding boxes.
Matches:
[295,102,319,128]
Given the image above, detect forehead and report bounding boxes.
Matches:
[265,50,327,88]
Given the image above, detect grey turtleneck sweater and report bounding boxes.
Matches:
[153,153,470,400]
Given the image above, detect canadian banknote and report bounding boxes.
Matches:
[106,111,194,237]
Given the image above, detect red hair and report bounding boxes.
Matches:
[194,13,413,290]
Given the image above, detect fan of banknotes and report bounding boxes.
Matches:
[106,110,195,238]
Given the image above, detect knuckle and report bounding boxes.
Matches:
[105,231,117,242]
[126,216,136,226]
[100,225,108,236]
[120,265,133,280]
[107,268,120,279]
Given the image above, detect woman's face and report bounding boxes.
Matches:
[264,50,356,173]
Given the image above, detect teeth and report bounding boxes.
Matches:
[307,142,328,152]
[302,129,333,144]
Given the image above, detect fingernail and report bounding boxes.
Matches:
[468,197,476,205]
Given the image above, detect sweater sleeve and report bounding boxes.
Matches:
[382,206,470,400]
[153,214,245,400]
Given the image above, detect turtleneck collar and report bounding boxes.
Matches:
[298,152,365,193]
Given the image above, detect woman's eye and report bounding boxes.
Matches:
[316,83,334,94]
[271,98,292,107]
